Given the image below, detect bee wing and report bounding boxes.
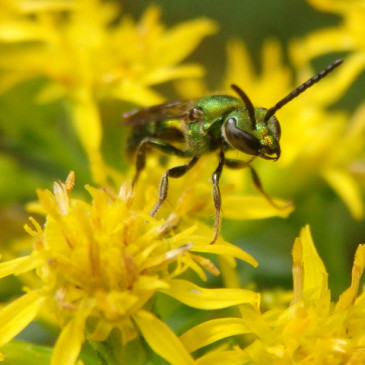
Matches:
[122,100,195,125]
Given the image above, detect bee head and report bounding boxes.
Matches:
[223,85,281,160]
[224,59,343,161]
[223,108,281,160]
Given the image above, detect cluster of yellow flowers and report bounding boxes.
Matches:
[0,0,364,364]
[0,171,260,364]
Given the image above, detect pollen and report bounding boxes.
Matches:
[264,135,274,147]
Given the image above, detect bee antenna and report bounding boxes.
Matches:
[231,84,257,129]
[264,58,344,122]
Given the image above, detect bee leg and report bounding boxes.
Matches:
[224,158,288,210]
[150,156,199,217]
[248,166,289,209]
[210,150,225,245]
[132,138,187,188]
[224,157,256,169]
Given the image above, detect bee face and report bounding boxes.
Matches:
[223,108,281,160]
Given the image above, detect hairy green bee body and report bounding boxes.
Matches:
[185,95,243,155]
[126,95,244,157]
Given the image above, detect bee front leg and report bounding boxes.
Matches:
[224,158,290,210]
[224,157,256,169]
[132,138,188,188]
[150,156,199,217]
[248,166,290,210]
[210,150,225,245]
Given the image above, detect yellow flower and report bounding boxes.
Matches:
[0,0,217,185]
[179,225,365,364]
[291,0,365,68]
[0,172,260,365]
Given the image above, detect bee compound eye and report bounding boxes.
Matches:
[224,117,261,156]
[227,117,237,125]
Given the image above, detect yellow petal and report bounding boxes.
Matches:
[36,82,68,103]
[223,195,293,220]
[0,21,48,42]
[133,275,170,291]
[113,82,165,106]
[191,241,258,268]
[133,310,195,365]
[218,256,240,288]
[19,0,76,12]
[310,53,365,105]
[291,52,365,106]
[51,312,88,365]
[36,188,60,218]
[174,78,207,99]
[335,244,365,311]
[180,318,250,353]
[71,95,102,154]
[70,94,108,185]
[157,18,217,66]
[141,64,205,85]
[306,0,352,13]
[225,39,254,88]
[0,292,45,347]
[0,255,41,279]
[238,304,271,340]
[292,237,304,304]
[87,320,113,342]
[0,69,36,94]
[196,350,245,365]
[298,225,329,302]
[322,168,363,219]
[290,28,356,66]
[160,279,260,310]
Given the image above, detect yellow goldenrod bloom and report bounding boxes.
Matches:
[0,0,217,185]
[291,0,365,69]
[180,225,365,364]
[0,172,261,365]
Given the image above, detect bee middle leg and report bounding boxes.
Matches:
[132,138,188,188]
[150,156,199,217]
[224,158,287,209]
[210,150,225,245]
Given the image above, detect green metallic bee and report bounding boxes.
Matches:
[123,59,343,244]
